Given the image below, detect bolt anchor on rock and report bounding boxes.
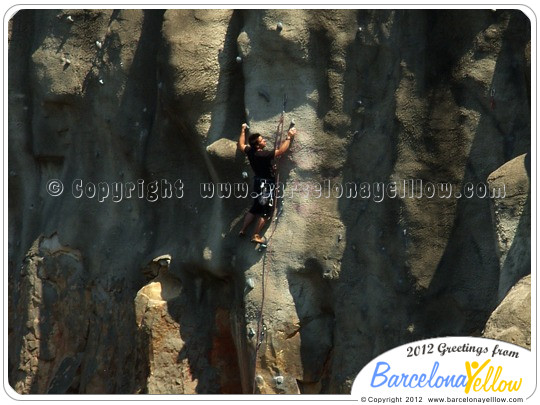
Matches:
[245,277,255,292]
[274,375,284,385]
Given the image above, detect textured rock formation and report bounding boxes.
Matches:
[134,254,243,394]
[10,234,141,394]
[481,153,530,350]
[487,154,531,301]
[9,9,530,394]
[11,235,88,394]
[483,275,531,349]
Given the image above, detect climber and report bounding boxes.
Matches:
[237,122,297,244]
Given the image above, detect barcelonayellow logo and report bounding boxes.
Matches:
[352,337,533,400]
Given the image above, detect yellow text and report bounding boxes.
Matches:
[465,360,522,394]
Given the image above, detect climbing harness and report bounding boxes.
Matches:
[256,178,274,207]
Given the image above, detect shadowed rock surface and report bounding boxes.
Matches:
[8,9,530,394]
[487,154,531,301]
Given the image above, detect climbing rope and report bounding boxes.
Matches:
[251,95,288,393]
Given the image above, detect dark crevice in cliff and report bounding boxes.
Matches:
[8,9,39,386]
[422,10,529,336]
[126,9,165,167]
[307,28,331,120]
[423,10,489,90]
[287,262,335,392]
[9,10,36,152]
[497,11,531,161]
[332,10,407,392]
[165,267,243,393]
[207,9,246,145]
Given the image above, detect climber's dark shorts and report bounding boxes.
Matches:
[249,177,275,218]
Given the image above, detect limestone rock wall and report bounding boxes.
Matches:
[8,9,531,394]
[487,154,531,301]
[482,275,531,349]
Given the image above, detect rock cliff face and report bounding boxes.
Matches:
[482,274,531,349]
[8,9,531,394]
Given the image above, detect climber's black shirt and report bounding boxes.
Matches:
[244,145,275,180]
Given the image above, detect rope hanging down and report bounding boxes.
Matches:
[251,94,288,394]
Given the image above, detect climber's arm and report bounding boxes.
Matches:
[274,127,297,158]
[237,123,249,153]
